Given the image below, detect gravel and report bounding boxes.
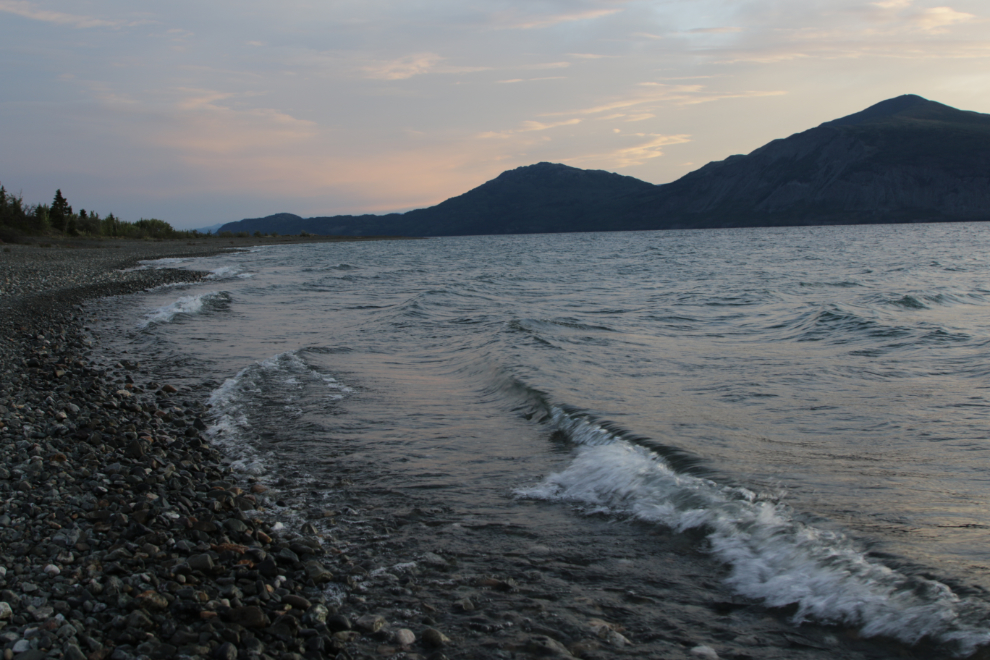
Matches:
[0,239,449,660]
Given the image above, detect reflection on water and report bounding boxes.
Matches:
[92,223,990,653]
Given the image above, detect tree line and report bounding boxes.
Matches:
[0,184,209,242]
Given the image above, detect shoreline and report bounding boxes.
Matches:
[0,239,440,660]
[0,239,970,660]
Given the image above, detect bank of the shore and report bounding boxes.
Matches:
[0,239,970,660]
[0,236,414,300]
[0,240,445,660]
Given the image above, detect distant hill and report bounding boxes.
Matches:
[220,164,655,237]
[218,95,990,236]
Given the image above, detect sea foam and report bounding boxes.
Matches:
[205,349,353,476]
[137,291,230,328]
[517,407,990,656]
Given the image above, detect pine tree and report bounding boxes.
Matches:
[50,189,72,233]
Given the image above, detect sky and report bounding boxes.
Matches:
[1,1,988,229]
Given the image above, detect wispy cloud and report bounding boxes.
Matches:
[540,84,786,119]
[495,8,623,30]
[910,6,973,32]
[685,27,743,34]
[362,53,443,80]
[361,53,490,80]
[0,0,139,28]
[519,118,582,132]
[566,134,693,168]
[520,62,572,70]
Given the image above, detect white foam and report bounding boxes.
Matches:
[516,408,990,656]
[137,291,229,328]
[205,349,353,477]
[125,257,192,272]
[206,265,254,280]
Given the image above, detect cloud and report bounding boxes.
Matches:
[362,53,444,80]
[685,27,743,34]
[519,118,582,132]
[0,0,138,28]
[361,53,490,80]
[495,8,623,30]
[911,6,973,32]
[540,84,786,119]
[520,62,572,70]
[566,134,693,168]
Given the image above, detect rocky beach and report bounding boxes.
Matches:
[0,239,438,660]
[0,238,971,660]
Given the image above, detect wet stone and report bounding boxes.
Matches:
[188,553,215,572]
[303,560,333,584]
[281,594,310,610]
[422,627,450,648]
[355,614,386,633]
[393,629,416,646]
[325,614,352,632]
[62,644,87,660]
[214,641,237,660]
[226,605,270,628]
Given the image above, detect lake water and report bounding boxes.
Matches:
[94,224,990,655]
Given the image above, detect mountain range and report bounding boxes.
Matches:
[217,95,990,237]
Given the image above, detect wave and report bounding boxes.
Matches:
[301,263,359,273]
[206,265,253,280]
[206,350,352,476]
[122,257,192,272]
[516,406,990,656]
[767,304,912,343]
[137,291,231,328]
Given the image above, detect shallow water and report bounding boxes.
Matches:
[93,224,990,655]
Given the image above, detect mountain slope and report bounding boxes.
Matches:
[223,164,655,236]
[219,95,990,236]
[621,94,990,228]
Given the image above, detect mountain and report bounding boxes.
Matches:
[617,94,990,228]
[218,95,990,236]
[192,222,227,235]
[221,164,656,237]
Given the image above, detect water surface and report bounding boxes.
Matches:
[95,224,990,655]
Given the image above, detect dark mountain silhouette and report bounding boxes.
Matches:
[218,95,990,236]
[617,94,990,228]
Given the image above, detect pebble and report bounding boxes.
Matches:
[0,241,382,660]
[393,628,416,646]
[422,627,450,648]
[355,613,386,633]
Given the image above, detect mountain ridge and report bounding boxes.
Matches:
[218,95,990,236]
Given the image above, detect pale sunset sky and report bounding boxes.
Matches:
[1,0,988,228]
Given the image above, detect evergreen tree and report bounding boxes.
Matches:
[50,189,72,233]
